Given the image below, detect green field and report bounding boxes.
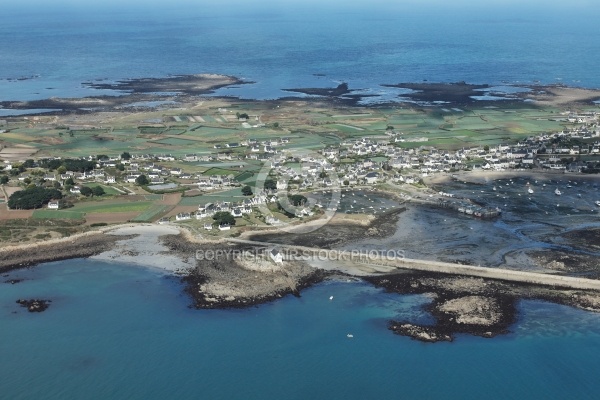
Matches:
[81,183,121,195]
[32,210,85,220]
[201,167,240,176]
[72,201,153,213]
[178,188,248,206]
[131,205,173,222]
[152,138,199,146]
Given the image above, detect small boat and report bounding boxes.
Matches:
[595,201,600,207]
[555,188,562,196]
[492,186,497,191]
[347,334,354,338]
[528,188,534,194]
[329,296,334,300]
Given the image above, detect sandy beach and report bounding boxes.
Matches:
[89,224,195,273]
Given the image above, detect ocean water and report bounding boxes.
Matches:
[2,259,600,400]
[1,1,600,103]
[3,2,600,398]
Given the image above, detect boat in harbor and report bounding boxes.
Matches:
[596,201,600,207]
[528,188,534,194]
[555,188,562,196]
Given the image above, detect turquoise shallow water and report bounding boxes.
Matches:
[2,259,600,400]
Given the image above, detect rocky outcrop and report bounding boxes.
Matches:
[16,299,51,312]
[0,233,123,273]
[161,234,331,309]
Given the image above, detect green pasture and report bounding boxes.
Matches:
[32,209,86,220]
[81,183,121,195]
[72,201,153,213]
[162,127,188,135]
[131,205,173,222]
[138,126,165,134]
[152,138,198,146]
[201,167,240,176]
[178,188,247,206]
[234,171,255,183]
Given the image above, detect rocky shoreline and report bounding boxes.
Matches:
[247,207,406,248]
[2,220,599,341]
[366,271,600,342]
[160,234,331,309]
[0,232,124,274]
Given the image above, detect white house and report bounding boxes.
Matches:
[47,201,60,209]
[270,248,283,264]
[365,172,380,184]
[175,213,191,221]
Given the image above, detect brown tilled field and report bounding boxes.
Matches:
[0,205,33,220]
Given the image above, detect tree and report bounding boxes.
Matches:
[96,154,109,161]
[92,186,105,196]
[7,187,62,210]
[41,158,62,170]
[483,145,490,152]
[121,152,131,160]
[288,194,307,206]
[63,159,95,172]
[264,179,277,191]
[80,186,93,197]
[212,211,235,226]
[57,166,67,175]
[65,177,75,186]
[135,175,149,185]
[0,176,8,184]
[241,185,253,196]
[116,163,125,171]
[319,170,327,179]
[273,122,279,128]
[386,125,394,131]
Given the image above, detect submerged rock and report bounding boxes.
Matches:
[389,323,452,343]
[16,299,51,312]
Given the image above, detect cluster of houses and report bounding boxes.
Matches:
[4,112,600,218]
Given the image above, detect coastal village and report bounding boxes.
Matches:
[0,105,599,237]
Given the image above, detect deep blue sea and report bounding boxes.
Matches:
[3,259,600,400]
[3,2,600,398]
[1,1,600,104]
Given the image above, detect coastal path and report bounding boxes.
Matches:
[226,238,600,291]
